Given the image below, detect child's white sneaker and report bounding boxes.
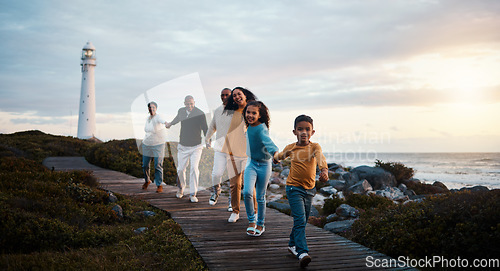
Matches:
[298,253,311,268]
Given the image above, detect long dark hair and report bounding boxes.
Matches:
[224,87,257,113]
[244,100,271,128]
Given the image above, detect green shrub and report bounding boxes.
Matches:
[0,130,94,162]
[344,190,500,260]
[322,193,395,216]
[322,196,345,215]
[406,181,449,195]
[374,159,414,185]
[0,133,207,270]
[345,193,395,211]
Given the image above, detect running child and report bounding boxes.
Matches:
[242,101,279,237]
[273,114,328,268]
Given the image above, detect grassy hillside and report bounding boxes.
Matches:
[0,131,206,270]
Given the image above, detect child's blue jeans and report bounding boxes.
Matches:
[243,159,272,226]
[286,185,316,257]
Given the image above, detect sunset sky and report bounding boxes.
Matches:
[1,0,500,153]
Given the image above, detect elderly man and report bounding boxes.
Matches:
[167,95,208,203]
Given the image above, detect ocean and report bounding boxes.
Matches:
[325,152,500,190]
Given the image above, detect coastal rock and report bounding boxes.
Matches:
[328,179,346,191]
[375,187,408,201]
[432,181,449,192]
[347,179,373,194]
[267,200,291,215]
[107,192,118,203]
[404,189,416,197]
[350,166,397,190]
[459,185,489,192]
[280,168,290,178]
[326,213,339,223]
[341,172,359,188]
[134,227,148,234]
[320,186,338,196]
[269,172,283,184]
[336,191,345,200]
[398,184,407,193]
[137,210,156,217]
[312,194,327,206]
[310,206,320,217]
[404,178,421,185]
[336,204,359,218]
[324,219,356,233]
[112,204,123,218]
[328,163,342,171]
[269,184,280,190]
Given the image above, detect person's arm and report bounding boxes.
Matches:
[314,144,329,182]
[205,115,216,146]
[169,108,183,127]
[274,144,292,162]
[200,111,208,137]
[259,125,279,157]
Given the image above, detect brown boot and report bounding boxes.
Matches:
[142,181,151,190]
[156,185,163,193]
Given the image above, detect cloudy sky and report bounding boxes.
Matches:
[1,0,500,153]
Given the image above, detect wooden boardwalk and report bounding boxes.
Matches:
[43,157,416,271]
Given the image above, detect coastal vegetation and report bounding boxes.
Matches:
[341,190,499,261]
[1,130,498,268]
[0,131,206,270]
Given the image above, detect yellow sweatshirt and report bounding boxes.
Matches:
[275,142,328,190]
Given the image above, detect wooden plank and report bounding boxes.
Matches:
[43,157,417,271]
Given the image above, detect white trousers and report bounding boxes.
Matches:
[176,144,203,196]
[211,151,228,193]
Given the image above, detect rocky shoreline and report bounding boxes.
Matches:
[265,162,493,233]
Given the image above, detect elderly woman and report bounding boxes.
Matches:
[141,101,168,193]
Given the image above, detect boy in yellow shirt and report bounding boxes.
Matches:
[274,114,328,268]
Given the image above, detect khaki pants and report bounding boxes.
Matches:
[228,155,256,214]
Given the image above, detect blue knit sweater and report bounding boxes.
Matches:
[246,123,279,161]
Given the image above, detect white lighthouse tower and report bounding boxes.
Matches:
[77,41,97,139]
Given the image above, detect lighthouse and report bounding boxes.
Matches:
[77,41,96,139]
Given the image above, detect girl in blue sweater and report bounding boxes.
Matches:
[242,101,279,237]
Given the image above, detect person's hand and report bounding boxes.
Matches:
[319,168,329,183]
[165,122,172,129]
[272,152,280,164]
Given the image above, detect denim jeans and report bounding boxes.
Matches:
[243,159,272,226]
[286,185,316,257]
[142,144,165,186]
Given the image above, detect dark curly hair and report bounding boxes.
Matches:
[224,87,257,113]
[244,100,271,128]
